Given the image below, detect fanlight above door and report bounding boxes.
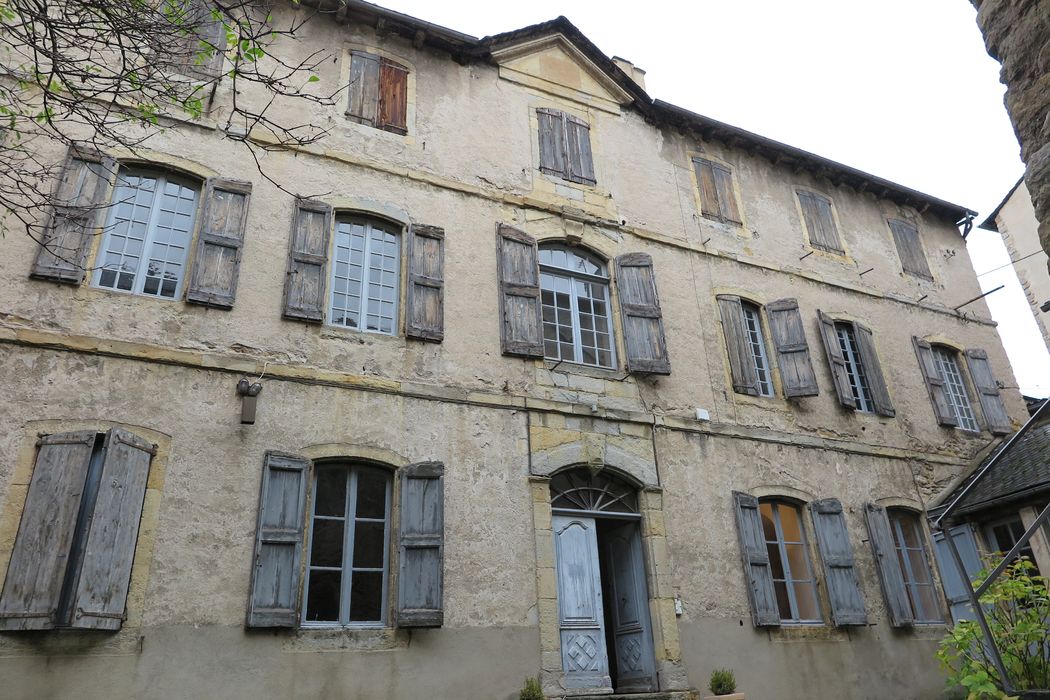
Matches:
[550,469,639,516]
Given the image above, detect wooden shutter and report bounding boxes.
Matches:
[186,178,252,309]
[615,253,671,375]
[717,295,759,395]
[347,51,380,125]
[694,159,720,219]
[913,337,957,426]
[932,524,981,623]
[398,461,444,627]
[378,59,409,135]
[282,200,332,323]
[405,224,444,342]
[809,499,867,626]
[965,348,1012,435]
[888,219,932,280]
[246,452,309,627]
[864,503,913,627]
[0,432,96,630]
[798,191,843,253]
[713,164,741,224]
[70,428,153,630]
[854,322,895,417]
[817,311,855,409]
[496,224,543,357]
[565,114,596,185]
[537,108,566,178]
[31,150,114,284]
[732,492,780,627]
[766,299,818,397]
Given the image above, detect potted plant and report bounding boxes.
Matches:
[704,668,746,700]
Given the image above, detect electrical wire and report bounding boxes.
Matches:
[976,249,1045,277]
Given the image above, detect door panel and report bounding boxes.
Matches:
[553,515,611,690]
[933,524,982,623]
[605,520,657,692]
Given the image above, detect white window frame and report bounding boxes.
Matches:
[538,245,616,369]
[328,216,402,336]
[932,346,980,432]
[742,302,774,397]
[760,500,822,624]
[835,323,875,413]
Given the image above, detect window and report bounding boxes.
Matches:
[932,347,979,431]
[693,158,742,225]
[983,514,1041,575]
[759,500,822,623]
[537,108,596,185]
[93,168,200,299]
[835,322,874,413]
[346,51,408,134]
[888,219,932,280]
[742,303,773,396]
[168,0,225,79]
[887,510,941,623]
[539,244,615,368]
[797,191,844,254]
[329,217,401,335]
[0,428,153,631]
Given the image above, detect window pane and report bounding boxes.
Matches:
[793,581,820,621]
[773,580,791,620]
[784,544,810,580]
[353,521,386,568]
[356,469,388,519]
[310,519,345,568]
[315,469,347,517]
[779,506,803,543]
[349,571,384,621]
[767,543,785,580]
[760,504,776,541]
[913,584,940,621]
[907,550,932,584]
[305,570,341,622]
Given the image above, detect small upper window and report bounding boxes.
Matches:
[887,510,941,623]
[759,500,822,623]
[797,191,843,254]
[932,346,979,431]
[329,216,401,335]
[694,158,742,225]
[888,219,932,280]
[539,244,615,368]
[835,322,875,413]
[346,51,408,135]
[537,108,596,185]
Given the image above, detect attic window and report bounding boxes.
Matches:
[537,108,596,185]
[346,51,408,135]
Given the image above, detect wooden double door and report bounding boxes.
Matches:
[552,514,657,693]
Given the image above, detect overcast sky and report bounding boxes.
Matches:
[375,0,1049,396]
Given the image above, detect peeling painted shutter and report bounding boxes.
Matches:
[70,428,153,630]
[732,491,779,627]
[378,58,408,135]
[246,453,309,628]
[809,499,867,626]
[405,224,444,342]
[565,114,596,185]
[965,348,1012,435]
[186,178,252,309]
[864,503,913,627]
[0,432,96,630]
[913,337,957,426]
[496,223,543,357]
[854,322,894,417]
[932,524,981,623]
[283,200,332,323]
[537,108,566,178]
[888,219,932,280]
[717,295,759,395]
[347,51,380,125]
[615,253,671,375]
[798,191,843,253]
[694,159,720,219]
[817,310,855,409]
[31,150,114,284]
[398,462,444,627]
[766,299,818,397]
[713,164,741,224]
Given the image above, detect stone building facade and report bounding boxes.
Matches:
[0,4,1030,699]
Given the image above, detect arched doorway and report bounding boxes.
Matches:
[550,468,657,693]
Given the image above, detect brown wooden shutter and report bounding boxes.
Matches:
[809,499,867,626]
[397,461,444,628]
[186,177,252,309]
[888,219,932,280]
[965,348,1012,435]
[615,253,671,375]
[537,108,566,178]
[717,295,759,395]
[31,149,114,284]
[766,299,818,397]
[378,58,409,135]
[817,310,855,409]
[346,51,380,125]
[282,200,332,323]
[565,114,596,185]
[694,159,720,219]
[864,503,914,627]
[732,492,780,627]
[246,452,309,628]
[405,224,444,342]
[70,428,153,630]
[798,191,843,253]
[853,322,895,417]
[0,432,96,630]
[912,337,957,426]
[496,223,543,357]
[712,164,741,224]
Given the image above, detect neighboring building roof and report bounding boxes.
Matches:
[979,176,1026,232]
[307,1,977,225]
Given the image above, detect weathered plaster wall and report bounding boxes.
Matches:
[995,181,1050,347]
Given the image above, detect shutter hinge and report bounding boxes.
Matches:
[76,607,127,621]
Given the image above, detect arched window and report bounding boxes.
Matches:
[759,499,821,623]
[931,345,979,431]
[550,469,638,516]
[329,216,401,335]
[539,244,615,368]
[886,509,940,622]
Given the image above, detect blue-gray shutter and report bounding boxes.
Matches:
[537,108,566,178]
[717,295,759,395]
[932,524,982,623]
[809,499,867,626]
[0,431,96,630]
[732,491,779,627]
[246,452,309,628]
[913,337,957,426]
[615,253,671,375]
[398,461,444,627]
[186,178,252,309]
[282,200,332,323]
[965,348,1012,435]
[405,224,445,342]
[864,503,914,627]
[816,310,855,409]
[766,299,818,397]
[854,322,895,417]
[70,428,154,630]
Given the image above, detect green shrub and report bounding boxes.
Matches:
[709,667,737,695]
[519,676,544,700]
[936,558,1050,700]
